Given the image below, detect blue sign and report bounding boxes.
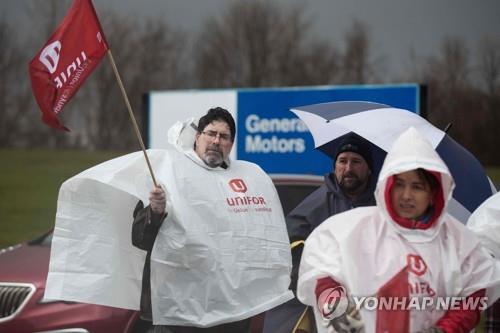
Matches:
[236,84,421,175]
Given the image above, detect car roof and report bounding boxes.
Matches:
[270,173,323,186]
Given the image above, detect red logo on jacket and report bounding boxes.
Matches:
[229,179,247,193]
[407,254,427,276]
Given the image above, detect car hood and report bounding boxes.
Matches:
[0,243,50,288]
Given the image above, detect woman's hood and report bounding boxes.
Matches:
[375,127,455,241]
[167,117,231,170]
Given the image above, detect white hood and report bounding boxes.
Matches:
[167,117,231,170]
[297,127,500,332]
[375,127,455,242]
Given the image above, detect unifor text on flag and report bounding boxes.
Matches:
[29,0,108,131]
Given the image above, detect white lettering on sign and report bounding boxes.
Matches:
[245,114,308,133]
[246,135,305,153]
[244,114,308,154]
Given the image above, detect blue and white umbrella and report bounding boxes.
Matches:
[290,101,497,223]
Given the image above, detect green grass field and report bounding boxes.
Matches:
[0,149,126,248]
[0,148,499,248]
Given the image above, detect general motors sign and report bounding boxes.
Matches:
[147,84,422,175]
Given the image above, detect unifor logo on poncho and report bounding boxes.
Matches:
[225,178,271,213]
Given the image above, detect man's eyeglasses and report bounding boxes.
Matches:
[201,130,232,143]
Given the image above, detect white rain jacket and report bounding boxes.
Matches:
[468,192,500,259]
[297,127,500,332]
[45,118,293,327]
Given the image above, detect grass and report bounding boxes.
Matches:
[1,148,499,249]
[0,149,127,248]
[487,167,500,186]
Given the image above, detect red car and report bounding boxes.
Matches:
[0,174,322,333]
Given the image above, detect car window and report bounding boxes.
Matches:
[275,184,319,216]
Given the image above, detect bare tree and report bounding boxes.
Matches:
[423,37,471,127]
[85,12,186,150]
[478,37,500,96]
[21,0,78,149]
[131,19,187,90]
[433,37,470,92]
[476,37,500,164]
[0,1,71,149]
[340,20,377,84]
[2,2,186,151]
[194,0,339,88]
[419,37,495,163]
[26,0,71,41]
[0,21,27,146]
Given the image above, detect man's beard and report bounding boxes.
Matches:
[202,145,224,168]
[339,173,366,195]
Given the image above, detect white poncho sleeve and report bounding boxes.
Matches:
[297,217,346,307]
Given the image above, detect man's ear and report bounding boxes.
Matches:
[193,132,200,149]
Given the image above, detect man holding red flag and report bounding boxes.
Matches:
[29,0,108,131]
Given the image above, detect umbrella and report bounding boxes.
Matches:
[290,101,497,223]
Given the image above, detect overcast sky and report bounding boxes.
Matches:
[2,0,500,78]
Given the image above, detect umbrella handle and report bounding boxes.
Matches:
[444,123,453,134]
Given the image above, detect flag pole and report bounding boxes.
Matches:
[106,49,158,187]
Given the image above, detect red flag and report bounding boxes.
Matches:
[29,0,108,131]
[375,266,410,333]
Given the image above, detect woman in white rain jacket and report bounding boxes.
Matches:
[297,127,500,333]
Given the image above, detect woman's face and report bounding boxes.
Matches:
[390,170,434,220]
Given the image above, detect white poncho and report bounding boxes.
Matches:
[45,118,293,326]
[297,127,500,332]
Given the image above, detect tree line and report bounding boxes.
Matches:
[1,0,499,165]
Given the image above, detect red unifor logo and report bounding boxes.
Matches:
[229,179,247,193]
[407,254,427,276]
[226,179,267,208]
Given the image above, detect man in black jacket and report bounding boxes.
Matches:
[263,133,376,333]
[131,108,252,333]
[131,107,293,333]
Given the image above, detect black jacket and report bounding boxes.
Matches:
[263,173,376,333]
[286,172,376,244]
[131,202,253,331]
[287,173,375,293]
[131,201,165,321]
